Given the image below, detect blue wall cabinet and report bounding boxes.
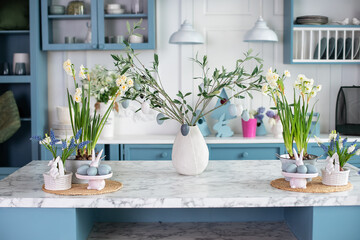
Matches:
[0,0,47,171]
[41,0,155,51]
[284,0,360,64]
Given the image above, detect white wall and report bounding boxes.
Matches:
[48,0,360,135]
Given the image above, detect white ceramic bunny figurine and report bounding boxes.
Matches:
[290,148,307,189]
[90,149,103,168]
[325,152,340,174]
[47,156,65,179]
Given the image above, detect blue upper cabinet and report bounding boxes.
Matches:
[41,0,155,51]
[284,0,360,64]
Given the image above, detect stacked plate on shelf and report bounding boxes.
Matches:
[295,15,328,25]
[105,4,125,14]
[313,37,360,60]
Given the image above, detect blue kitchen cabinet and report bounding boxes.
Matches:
[0,0,47,171]
[0,168,18,180]
[41,0,155,51]
[123,144,173,161]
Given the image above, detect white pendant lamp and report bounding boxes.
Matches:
[243,0,278,42]
[169,20,204,45]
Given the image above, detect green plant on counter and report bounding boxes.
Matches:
[64,60,127,159]
[111,20,264,127]
[262,69,321,159]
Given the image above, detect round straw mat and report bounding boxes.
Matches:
[270,177,352,193]
[42,180,122,196]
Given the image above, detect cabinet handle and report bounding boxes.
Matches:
[92,44,97,49]
[99,44,104,49]
[161,152,168,158]
[241,152,248,158]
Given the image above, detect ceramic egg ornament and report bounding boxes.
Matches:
[98,165,111,175]
[141,101,150,114]
[77,164,90,175]
[181,124,190,136]
[87,167,98,176]
[156,113,165,125]
[121,100,130,109]
[297,165,308,174]
[241,110,250,121]
[228,104,238,117]
[305,164,317,174]
[285,164,297,173]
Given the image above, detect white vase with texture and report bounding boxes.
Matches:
[98,102,114,138]
[171,125,209,175]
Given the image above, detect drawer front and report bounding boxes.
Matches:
[124,144,173,160]
[208,144,282,160]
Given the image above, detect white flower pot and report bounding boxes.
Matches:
[321,168,350,186]
[271,120,283,138]
[98,102,114,138]
[171,125,209,175]
[65,159,92,184]
[43,172,72,190]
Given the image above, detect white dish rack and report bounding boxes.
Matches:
[292,26,360,63]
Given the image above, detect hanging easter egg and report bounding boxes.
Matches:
[77,164,90,175]
[87,166,98,176]
[121,100,130,109]
[181,124,190,136]
[134,81,141,91]
[285,164,297,173]
[141,101,150,114]
[98,165,111,175]
[296,165,307,174]
[156,113,165,125]
[305,164,317,173]
[228,104,238,117]
[241,110,250,121]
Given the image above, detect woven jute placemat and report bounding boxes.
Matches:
[42,180,123,196]
[270,176,352,193]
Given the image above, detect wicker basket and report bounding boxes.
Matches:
[43,172,73,190]
[321,168,350,186]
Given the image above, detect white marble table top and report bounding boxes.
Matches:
[97,134,359,144]
[0,160,359,208]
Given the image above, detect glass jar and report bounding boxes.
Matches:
[67,1,84,15]
[131,0,143,14]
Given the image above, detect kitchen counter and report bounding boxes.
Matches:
[0,160,359,208]
[1,160,360,240]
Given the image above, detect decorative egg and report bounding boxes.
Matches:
[101,164,112,171]
[156,113,165,125]
[121,100,130,109]
[285,164,297,173]
[87,166,98,176]
[228,104,238,117]
[181,124,190,136]
[141,102,150,114]
[241,110,250,121]
[305,164,317,173]
[297,165,307,174]
[134,81,141,91]
[98,165,111,175]
[77,164,90,175]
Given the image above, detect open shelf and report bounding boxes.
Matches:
[104,13,148,19]
[48,14,91,20]
[0,30,30,35]
[0,76,31,83]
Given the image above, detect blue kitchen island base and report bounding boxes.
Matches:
[1,207,359,240]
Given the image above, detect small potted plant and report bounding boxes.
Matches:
[111,20,264,175]
[262,69,321,161]
[315,131,359,186]
[30,129,90,190]
[253,107,266,136]
[266,110,282,138]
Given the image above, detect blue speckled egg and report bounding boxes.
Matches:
[305,164,317,174]
[98,165,111,175]
[181,124,190,136]
[297,165,308,174]
[101,164,111,171]
[134,81,141,91]
[241,110,250,121]
[87,166,98,176]
[285,164,297,173]
[121,100,130,109]
[156,113,165,125]
[77,164,90,175]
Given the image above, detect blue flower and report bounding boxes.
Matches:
[320,143,328,152]
[49,129,59,146]
[61,140,67,149]
[68,138,75,150]
[329,139,335,152]
[30,136,42,142]
[78,140,91,149]
[75,128,82,140]
[258,107,265,114]
[254,114,264,122]
[266,110,275,118]
[335,133,339,143]
[342,138,348,146]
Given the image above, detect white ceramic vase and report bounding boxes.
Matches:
[65,159,92,184]
[171,125,209,175]
[43,172,72,190]
[98,102,114,138]
[271,120,283,138]
[321,168,350,186]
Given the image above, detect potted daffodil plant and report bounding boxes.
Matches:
[30,129,90,190]
[111,20,264,175]
[262,68,322,170]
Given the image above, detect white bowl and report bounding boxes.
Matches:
[106,8,125,14]
[129,34,144,43]
[106,4,121,10]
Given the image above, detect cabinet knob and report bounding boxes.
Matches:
[241,152,249,158]
[99,44,104,49]
[92,44,97,49]
[161,152,168,158]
